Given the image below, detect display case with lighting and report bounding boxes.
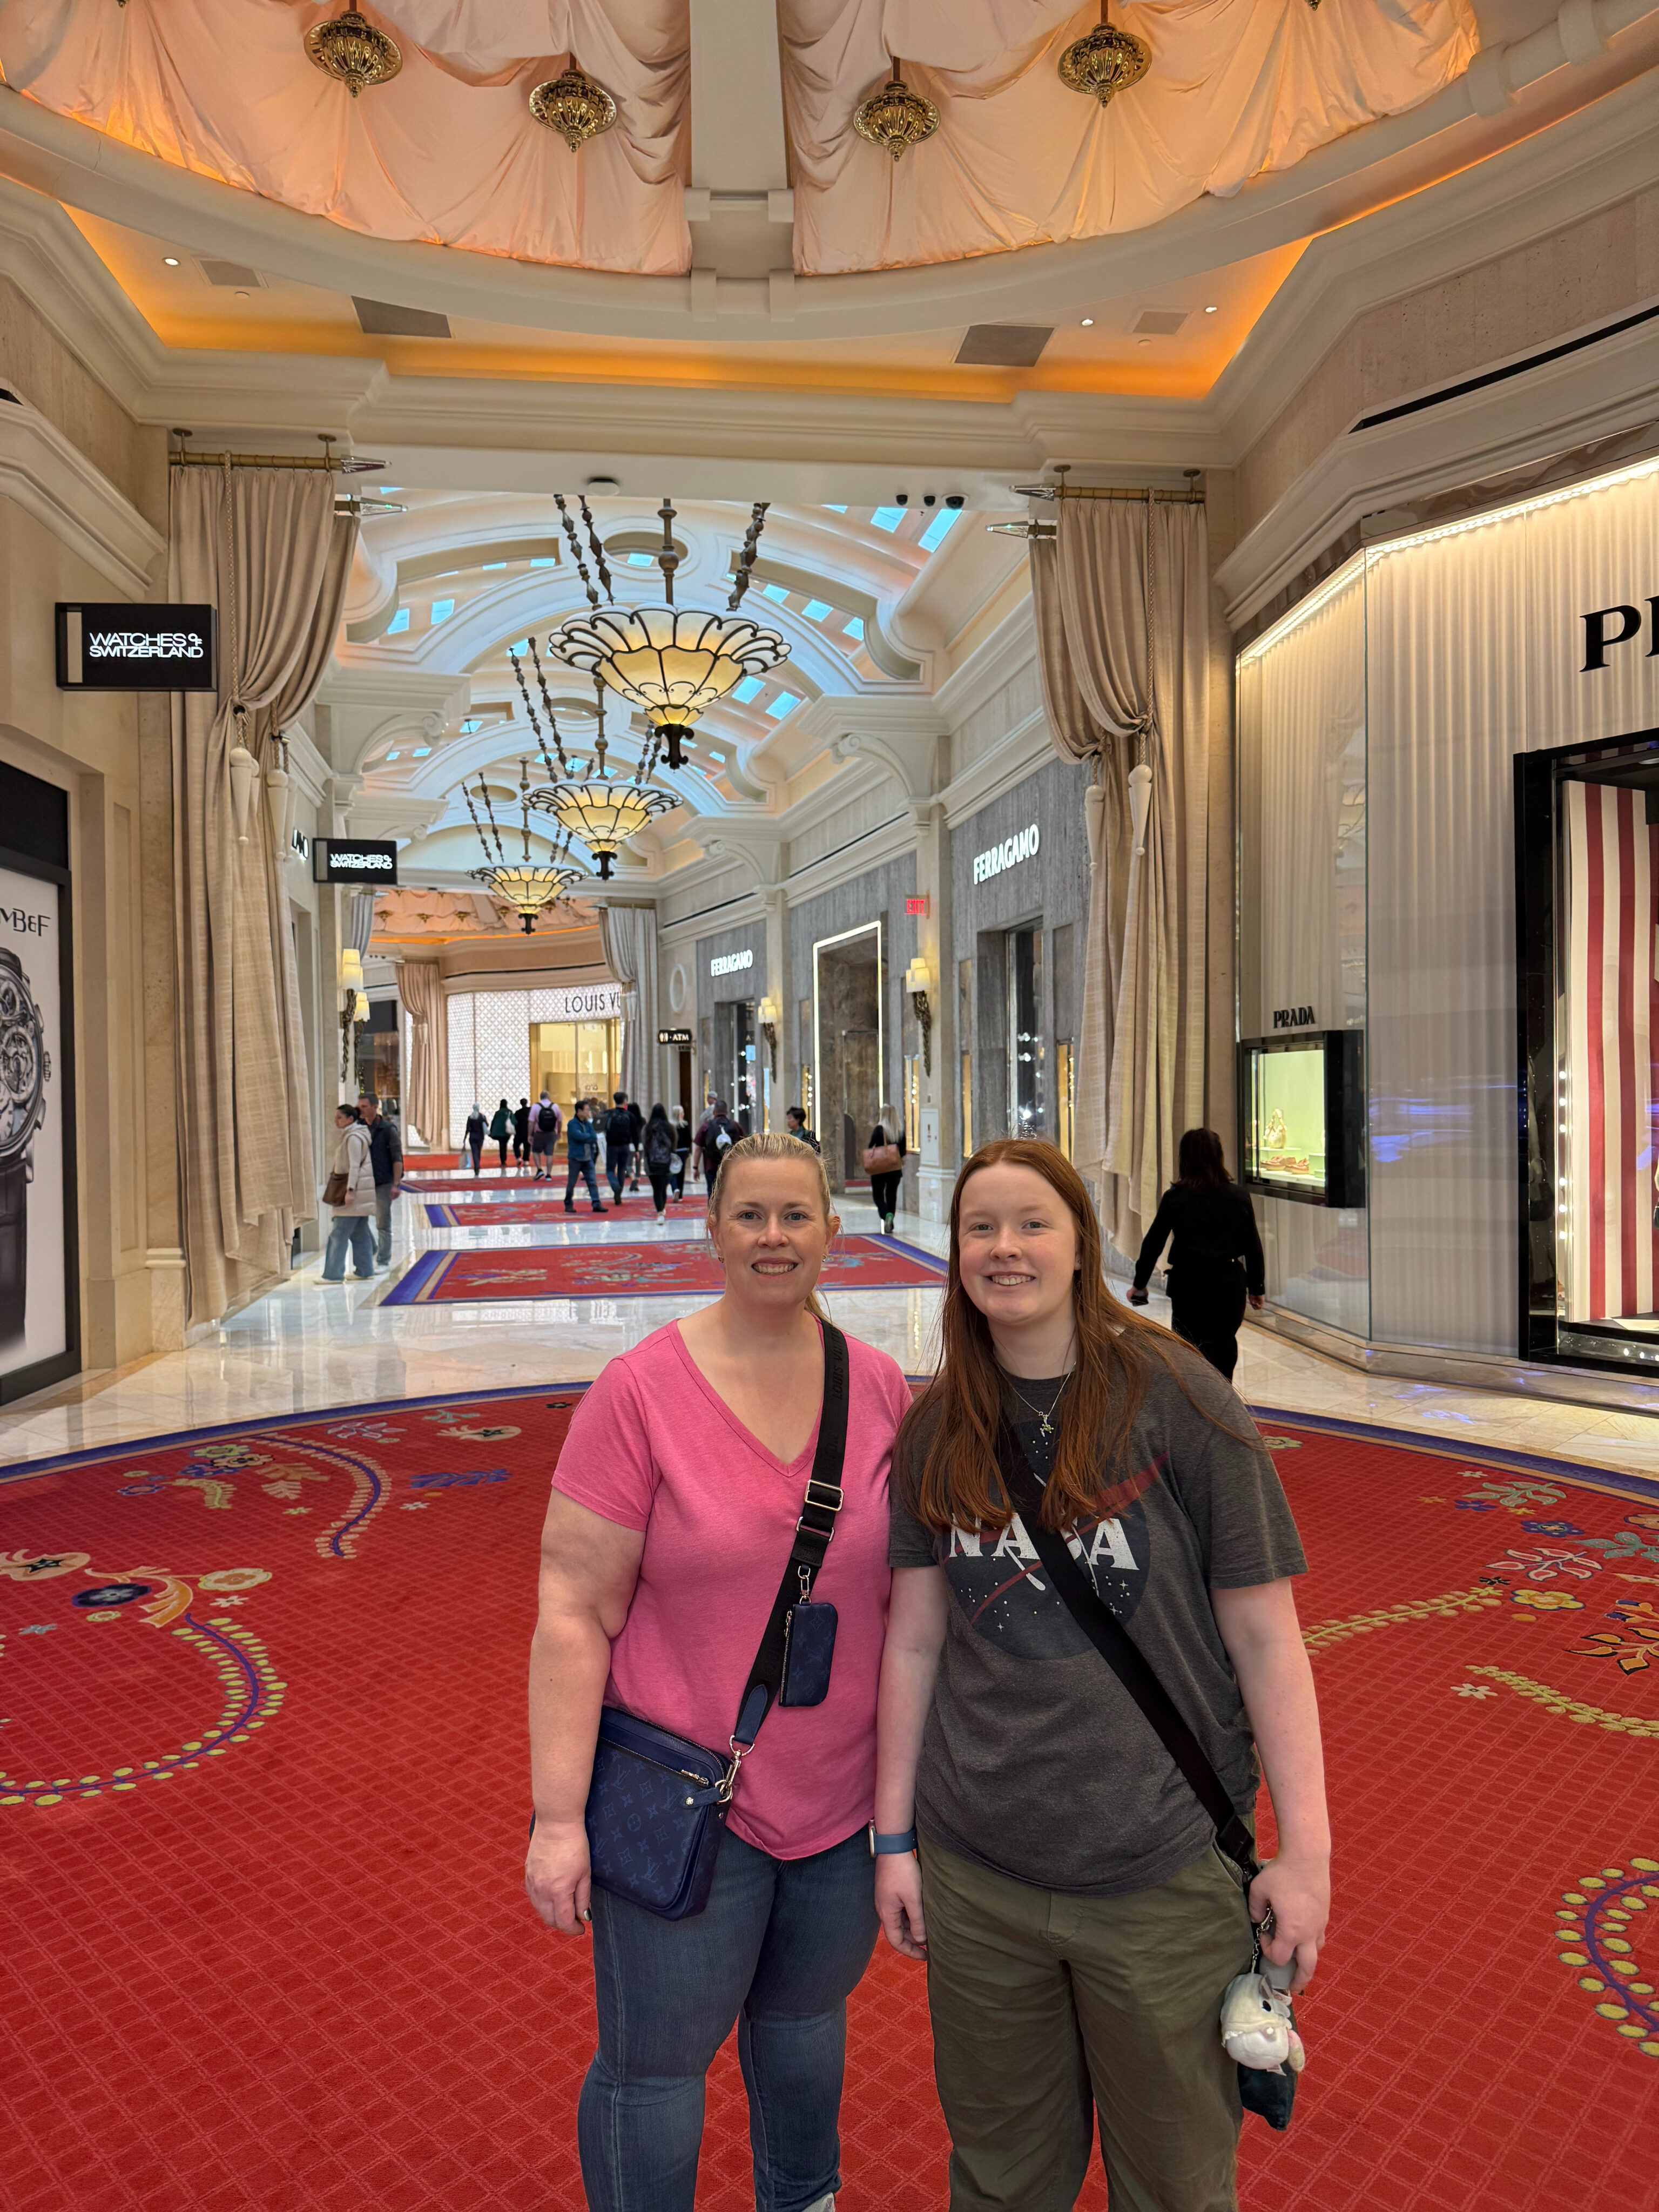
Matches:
[1237,1030,1365,1208]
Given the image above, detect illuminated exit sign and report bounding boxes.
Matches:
[905,896,929,916]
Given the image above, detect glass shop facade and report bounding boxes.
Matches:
[1237,453,1659,1374]
[949,756,1092,1165]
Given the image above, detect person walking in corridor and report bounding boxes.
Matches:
[640,1102,677,1222]
[564,1099,607,1214]
[864,1105,906,1236]
[489,1098,511,1170]
[604,1091,636,1206]
[320,1105,377,1282]
[513,1097,531,1169]
[357,1090,402,1271]
[464,1104,487,1176]
[1129,1128,1266,1382]
[527,1132,912,2212]
[531,1092,561,1179]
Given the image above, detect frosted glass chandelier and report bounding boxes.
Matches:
[512,638,676,882]
[547,495,789,770]
[466,760,585,933]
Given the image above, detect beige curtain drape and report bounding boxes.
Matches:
[168,466,352,1324]
[1031,497,1210,1260]
[601,905,659,1108]
[396,959,448,1150]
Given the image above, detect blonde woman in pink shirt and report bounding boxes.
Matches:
[527,1132,912,2212]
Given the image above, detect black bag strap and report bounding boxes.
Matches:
[997,1420,1260,1889]
[730,1322,850,1755]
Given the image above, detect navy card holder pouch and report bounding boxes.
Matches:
[779,1597,838,1707]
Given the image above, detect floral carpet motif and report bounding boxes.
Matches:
[421,1196,707,1226]
[2,1398,1657,2209]
[383,1235,947,1305]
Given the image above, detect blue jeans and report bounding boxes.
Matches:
[321,1213,374,1279]
[566,1156,603,1207]
[605,1144,632,1202]
[579,1823,878,2212]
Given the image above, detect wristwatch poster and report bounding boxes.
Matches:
[0,866,64,1367]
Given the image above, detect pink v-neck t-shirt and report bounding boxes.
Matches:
[551,1319,913,1861]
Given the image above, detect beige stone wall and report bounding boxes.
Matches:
[0,316,178,1379]
[1238,181,1659,544]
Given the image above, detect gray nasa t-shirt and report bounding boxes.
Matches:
[888,1350,1306,1897]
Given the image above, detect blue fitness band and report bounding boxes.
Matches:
[869,1825,918,1856]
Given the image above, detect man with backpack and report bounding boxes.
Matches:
[530,1092,561,1181]
[639,1102,679,1222]
[563,1100,606,1213]
[604,1090,636,1206]
[694,1096,743,1191]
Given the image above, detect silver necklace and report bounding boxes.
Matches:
[1002,1366,1073,1441]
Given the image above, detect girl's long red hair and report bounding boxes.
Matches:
[899,1138,1222,1533]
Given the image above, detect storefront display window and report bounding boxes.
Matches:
[1517,731,1659,1371]
[1056,1040,1075,1162]
[1008,925,1043,1137]
[1238,1033,1365,1207]
[958,958,973,1159]
[531,1019,621,1112]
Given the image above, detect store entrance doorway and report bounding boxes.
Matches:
[814,922,883,1193]
[713,999,757,1132]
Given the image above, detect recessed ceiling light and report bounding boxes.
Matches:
[1080,316,1094,327]
[163,255,180,267]
[1205,304,1218,314]
[1138,338,1151,348]
[235,289,250,300]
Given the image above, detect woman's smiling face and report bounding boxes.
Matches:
[710,1157,838,1308]
[955,1162,1080,1340]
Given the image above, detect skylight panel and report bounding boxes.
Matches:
[822,503,848,512]
[732,675,765,703]
[413,746,431,757]
[870,507,905,533]
[918,508,961,552]
[461,717,482,732]
[386,750,400,761]
[531,556,557,568]
[387,608,410,633]
[626,551,655,568]
[766,690,801,718]
[842,616,865,640]
[430,598,454,624]
[509,639,529,653]
[482,561,506,570]
[761,582,790,603]
[803,599,833,621]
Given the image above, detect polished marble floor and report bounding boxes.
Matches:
[5,1163,1659,1483]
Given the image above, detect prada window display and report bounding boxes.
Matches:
[0,760,78,1401]
[1516,730,1659,1373]
[1238,1032,1365,1208]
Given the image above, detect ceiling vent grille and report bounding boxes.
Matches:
[197,258,265,288]
[954,325,1052,367]
[353,297,451,338]
[1132,308,1189,335]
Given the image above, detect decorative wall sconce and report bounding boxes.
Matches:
[757,992,780,1078]
[905,957,933,1075]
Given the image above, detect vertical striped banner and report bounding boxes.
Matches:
[1563,780,1659,1322]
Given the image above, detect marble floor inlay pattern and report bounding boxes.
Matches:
[4,1179,1659,1483]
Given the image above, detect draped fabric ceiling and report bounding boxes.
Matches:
[0,0,1476,279]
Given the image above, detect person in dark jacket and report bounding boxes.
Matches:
[1129,1127,1265,1381]
[564,1100,607,1214]
[670,1111,692,1199]
[356,1091,403,1270]
[695,1097,743,1191]
[604,1091,636,1206]
[464,1104,487,1176]
[640,1102,678,1222]
[489,1099,511,1170]
[512,1097,531,1169]
[786,1106,820,1152]
[866,1104,906,1235]
[626,1095,646,1192]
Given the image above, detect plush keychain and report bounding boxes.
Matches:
[1220,1908,1304,2130]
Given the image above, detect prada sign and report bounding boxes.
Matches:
[56,603,218,691]
[313,839,399,885]
[1582,598,1659,671]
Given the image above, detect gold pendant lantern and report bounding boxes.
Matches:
[853,62,939,161]
[529,66,619,152]
[1058,4,1151,106]
[305,6,403,97]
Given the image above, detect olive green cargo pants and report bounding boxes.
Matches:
[919,1835,1255,2211]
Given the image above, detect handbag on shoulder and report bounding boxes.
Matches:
[576,1323,852,1920]
[862,1141,901,1175]
[997,1422,1300,2130]
[322,1168,349,1206]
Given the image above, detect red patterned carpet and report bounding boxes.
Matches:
[421,1196,709,1226]
[2,1398,1657,2211]
[384,1236,946,1305]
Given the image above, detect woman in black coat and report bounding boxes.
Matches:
[1128,1127,1265,1380]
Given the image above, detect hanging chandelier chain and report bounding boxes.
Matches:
[727,501,771,611]
[508,643,571,775]
[657,496,679,608]
[525,637,575,773]
[462,778,498,867]
[476,776,507,861]
[519,758,535,861]
[578,496,614,599]
[555,493,602,610]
